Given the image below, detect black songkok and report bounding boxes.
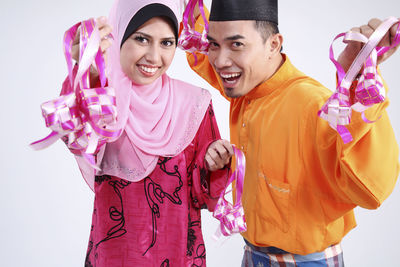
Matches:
[209,0,278,24]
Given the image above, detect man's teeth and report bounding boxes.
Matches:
[221,73,240,79]
[225,79,237,84]
[141,66,158,73]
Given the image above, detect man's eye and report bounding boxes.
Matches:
[209,42,219,49]
[232,42,243,48]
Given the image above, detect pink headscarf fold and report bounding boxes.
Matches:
[76,0,211,189]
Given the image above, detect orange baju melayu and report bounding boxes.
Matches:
[188,50,399,254]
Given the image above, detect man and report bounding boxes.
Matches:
[191,0,400,266]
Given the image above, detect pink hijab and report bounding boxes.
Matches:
[76,0,211,189]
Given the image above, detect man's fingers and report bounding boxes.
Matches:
[340,18,400,68]
[367,18,382,30]
[389,21,400,44]
[343,27,362,50]
[368,18,391,47]
[360,25,374,39]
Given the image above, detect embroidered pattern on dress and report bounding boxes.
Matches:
[85,175,131,265]
[187,212,201,256]
[99,159,146,182]
[192,244,206,267]
[143,157,183,255]
[95,176,131,248]
[160,259,170,267]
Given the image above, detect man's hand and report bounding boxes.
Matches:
[183,0,200,26]
[338,18,400,73]
[205,139,234,172]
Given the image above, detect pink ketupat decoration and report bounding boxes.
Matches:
[318,17,400,143]
[213,146,247,237]
[178,0,209,65]
[31,19,121,168]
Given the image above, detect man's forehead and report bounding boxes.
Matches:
[208,20,255,39]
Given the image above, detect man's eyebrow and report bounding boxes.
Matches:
[206,35,215,41]
[206,34,245,41]
[225,34,245,41]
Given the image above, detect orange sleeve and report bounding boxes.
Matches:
[307,75,399,211]
[180,6,230,101]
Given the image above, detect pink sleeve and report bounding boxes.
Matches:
[191,102,230,212]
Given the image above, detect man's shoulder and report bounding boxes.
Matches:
[282,56,332,100]
[286,75,331,101]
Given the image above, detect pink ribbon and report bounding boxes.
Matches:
[318,17,400,143]
[212,146,247,237]
[178,0,209,65]
[31,19,121,168]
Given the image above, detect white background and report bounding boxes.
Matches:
[1,0,400,266]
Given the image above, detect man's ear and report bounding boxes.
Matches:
[269,33,283,54]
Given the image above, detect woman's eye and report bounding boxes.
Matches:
[135,36,148,43]
[162,40,174,47]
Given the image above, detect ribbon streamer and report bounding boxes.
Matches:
[178,0,209,65]
[318,17,400,143]
[212,146,247,237]
[31,19,121,168]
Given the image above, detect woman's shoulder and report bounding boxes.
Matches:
[168,76,211,97]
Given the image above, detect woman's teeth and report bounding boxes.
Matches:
[140,66,158,73]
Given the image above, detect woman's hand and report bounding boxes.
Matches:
[71,16,113,85]
[205,139,234,172]
[71,16,113,62]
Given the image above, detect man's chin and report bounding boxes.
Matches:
[224,87,242,98]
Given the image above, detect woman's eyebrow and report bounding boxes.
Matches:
[133,31,151,38]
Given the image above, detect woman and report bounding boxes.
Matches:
[62,0,233,266]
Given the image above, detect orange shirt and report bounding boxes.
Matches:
[188,49,399,254]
